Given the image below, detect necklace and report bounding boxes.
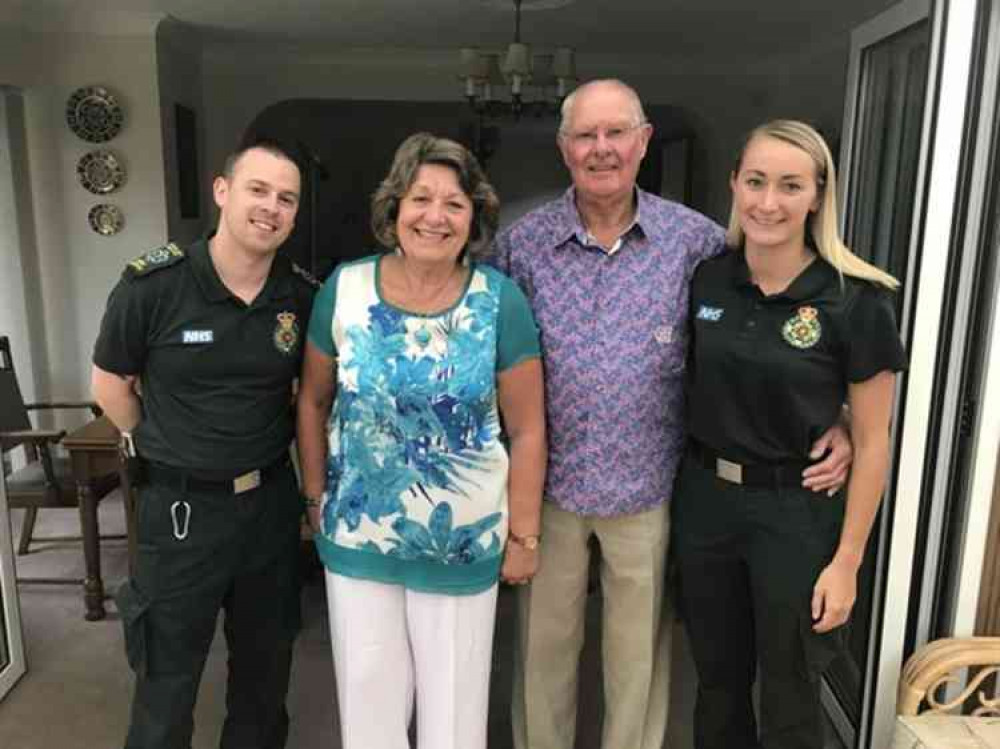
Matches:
[384,256,467,315]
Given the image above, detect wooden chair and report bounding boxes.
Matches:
[898,636,1000,716]
[893,637,1000,749]
[0,336,118,580]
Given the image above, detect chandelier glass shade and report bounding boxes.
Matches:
[458,0,577,117]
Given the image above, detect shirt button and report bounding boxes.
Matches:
[747,320,756,328]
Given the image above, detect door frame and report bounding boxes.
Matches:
[837,0,984,746]
[946,0,1000,643]
[838,0,932,239]
[0,469,27,701]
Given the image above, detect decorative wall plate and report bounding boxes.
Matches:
[76,150,126,194]
[66,86,124,143]
[88,203,124,236]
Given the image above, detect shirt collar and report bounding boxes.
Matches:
[731,248,837,301]
[192,232,296,305]
[189,235,230,303]
[555,186,648,253]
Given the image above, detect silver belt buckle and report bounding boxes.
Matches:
[233,469,262,495]
[716,458,743,485]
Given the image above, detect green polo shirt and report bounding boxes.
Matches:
[93,236,317,477]
[686,249,907,465]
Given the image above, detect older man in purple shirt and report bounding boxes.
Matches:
[492,79,849,749]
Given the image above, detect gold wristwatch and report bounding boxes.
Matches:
[508,531,541,551]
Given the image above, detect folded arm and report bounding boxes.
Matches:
[91,364,141,432]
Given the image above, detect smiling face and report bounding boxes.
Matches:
[213,147,301,258]
[395,163,473,267]
[730,135,821,253]
[558,82,651,204]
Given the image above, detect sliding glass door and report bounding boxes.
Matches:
[823,5,932,745]
[832,0,995,746]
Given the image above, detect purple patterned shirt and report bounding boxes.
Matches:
[493,188,725,516]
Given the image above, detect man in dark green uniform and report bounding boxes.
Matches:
[92,136,318,749]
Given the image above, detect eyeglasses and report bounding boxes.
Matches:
[562,122,647,148]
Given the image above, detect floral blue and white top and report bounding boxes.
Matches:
[307,255,541,594]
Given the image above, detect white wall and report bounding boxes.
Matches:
[0,21,854,401]
[488,120,568,227]
[157,18,207,244]
[198,41,852,226]
[0,26,167,404]
[197,45,463,206]
[156,18,211,242]
[0,88,37,402]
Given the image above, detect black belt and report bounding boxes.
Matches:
[688,441,811,489]
[145,457,290,495]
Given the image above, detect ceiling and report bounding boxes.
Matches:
[5,0,901,64]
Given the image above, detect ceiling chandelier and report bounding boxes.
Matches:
[458,0,577,118]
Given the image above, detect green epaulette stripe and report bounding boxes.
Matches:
[291,262,321,289]
[125,242,185,277]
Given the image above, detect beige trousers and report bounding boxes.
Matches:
[512,501,672,749]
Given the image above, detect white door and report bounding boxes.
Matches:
[834,0,991,746]
[0,469,27,701]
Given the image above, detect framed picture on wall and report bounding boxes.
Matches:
[660,136,693,206]
[175,104,200,219]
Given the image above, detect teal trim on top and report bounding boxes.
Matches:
[314,534,502,596]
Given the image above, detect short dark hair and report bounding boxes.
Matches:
[221,135,303,181]
[371,132,500,261]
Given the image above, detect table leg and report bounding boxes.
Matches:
[77,481,106,621]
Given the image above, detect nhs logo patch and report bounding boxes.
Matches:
[696,305,724,322]
[182,330,214,344]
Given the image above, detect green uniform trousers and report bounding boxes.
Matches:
[672,456,846,749]
[116,462,302,749]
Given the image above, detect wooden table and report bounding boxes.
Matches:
[62,416,134,621]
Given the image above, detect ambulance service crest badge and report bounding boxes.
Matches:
[274,311,299,355]
[782,306,822,349]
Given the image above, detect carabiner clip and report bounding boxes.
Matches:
[170,500,191,541]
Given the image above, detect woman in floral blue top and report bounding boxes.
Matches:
[297,133,546,749]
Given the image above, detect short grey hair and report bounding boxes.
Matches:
[371,132,500,261]
[559,79,647,135]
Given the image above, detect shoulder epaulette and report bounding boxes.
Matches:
[123,242,186,279]
[291,262,321,289]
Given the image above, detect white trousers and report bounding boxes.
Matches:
[325,571,499,749]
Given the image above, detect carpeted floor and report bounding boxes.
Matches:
[0,490,843,748]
